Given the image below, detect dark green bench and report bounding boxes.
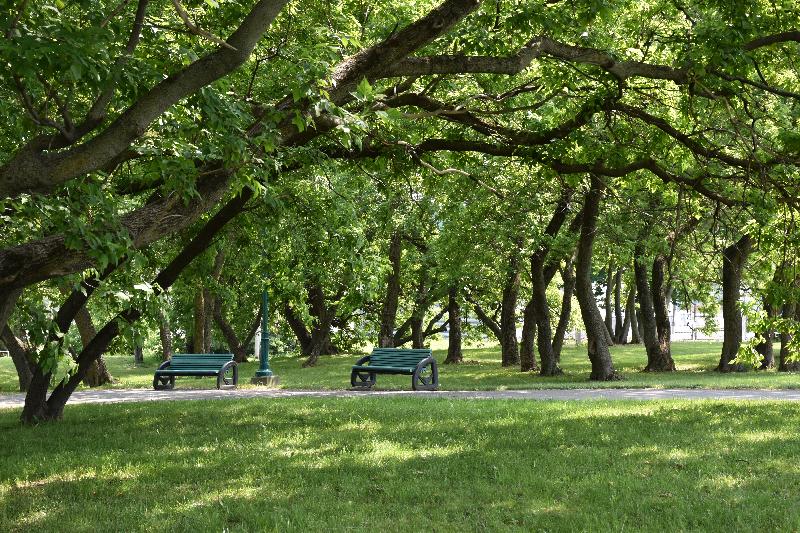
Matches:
[153,353,238,390]
[351,348,439,391]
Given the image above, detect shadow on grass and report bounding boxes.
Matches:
[2,398,800,531]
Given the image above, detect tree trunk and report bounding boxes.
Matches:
[519,301,537,371]
[499,256,520,367]
[409,268,430,349]
[779,303,800,371]
[213,297,262,363]
[303,282,335,367]
[0,288,22,343]
[634,308,643,344]
[73,304,113,386]
[532,256,559,376]
[202,287,214,353]
[552,256,575,363]
[284,303,313,355]
[717,234,752,372]
[650,255,675,371]
[756,298,775,370]
[613,268,624,343]
[157,306,173,361]
[634,249,675,371]
[378,232,402,348]
[620,283,635,344]
[193,290,205,353]
[1,326,32,392]
[575,177,618,380]
[445,287,463,364]
[604,263,614,338]
[134,345,143,365]
[21,188,252,423]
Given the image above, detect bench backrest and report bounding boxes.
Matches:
[369,348,431,367]
[170,353,234,370]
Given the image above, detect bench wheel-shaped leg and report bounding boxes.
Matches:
[153,375,175,390]
[217,361,238,390]
[350,370,376,389]
[412,358,439,391]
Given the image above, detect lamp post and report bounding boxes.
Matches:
[251,289,280,386]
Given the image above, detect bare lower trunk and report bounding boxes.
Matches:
[575,177,618,381]
[650,255,675,371]
[756,298,774,370]
[445,287,463,364]
[284,303,313,355]
[613,268,624,343]
[519,301,537,372]
[202,288,214,353]
[73,305,113,386]
[533,257,558,376]
[604,264,614,338]
[214,297,261,363]
[635,250,674,371]
[378,232,402,348]
[619,283,634,344]
[718,235,752,372]
[552,257,575,363]
[633,308,643,344]
[157,306,173,361]
[499,256,521,367]
[303,282,336,367]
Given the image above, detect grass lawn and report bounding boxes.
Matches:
[2,340,798,393]
[1,398,799,531]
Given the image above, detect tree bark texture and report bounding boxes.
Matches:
[214,297,261,363]
[756,298,775,369]
[73,305,113,386]
[519,301,537,372]
[193,290,206,353]
[613,268,624,343]
[378,232,402,348]
[650,255,675,371]
[157,306,173,361]
[445,287,463,364]
[1,327,32,391]
[500,256,521,367]
[620,283,635,344]
[575,177,618,380]
[718,234,752,372]
[634,250,675,371]
[552,256,575,363]
[604,264,614,338]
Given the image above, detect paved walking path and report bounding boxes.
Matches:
[3,387,800,410]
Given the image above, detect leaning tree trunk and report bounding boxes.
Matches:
[444,287,463,364]
[604,264,614,338]
[552,256,575,364]
[73,305,113,386]
[157,306,173,361]
[718,234,752,372]
[519,301,537,372]
[213,297,262,363]
[756,298,775,369]
[303,282,336,367]
[633,308,643,344]
[499,257,521,367]
[575,177,618,380]
[1,327,33,392]
[378,232,402,348]
[650,255,675,371]
[283,303,313,355]
[532,256,559,376]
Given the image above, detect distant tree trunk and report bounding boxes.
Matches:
[445,287,463,364]
[202,288,214,352]
[650,255,675,371]
[379,232,402,348]
[552,256,575,363]
[303,282,336,367]
[613,268,624,343]
[409,268,430,349]
[604,263,614,338]
[519,301,537,372]
[718,234,752,372]
[193,290,205,353]
[620,284,635,344]
[756,298,775,369]
[500,256,520,367]
[213,297,262,363]
[73,305,113,386]
[634,308,643,344]
[575,177,618,380]
[532,255,559,376]
[779,302,800,371]
[284,303,313,355]
[157,306,173,361]
[635,249,675,371]
[134,345,143,365]
[1,326,32,391]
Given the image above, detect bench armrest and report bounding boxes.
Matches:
[156,360,172,371]
[415,356,437,369]
[354,354,371,366]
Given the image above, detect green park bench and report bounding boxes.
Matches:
[153,353,238,390]
[350,348,439,391]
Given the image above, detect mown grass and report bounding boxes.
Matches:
[3,340,798,393]
[1,398,799,531]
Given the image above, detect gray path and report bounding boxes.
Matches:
[3,387,800,410]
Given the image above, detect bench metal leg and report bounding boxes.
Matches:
[153,374,175,390]
[217,361,238,390]
[350,369,376,389]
